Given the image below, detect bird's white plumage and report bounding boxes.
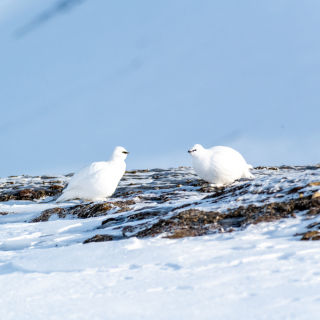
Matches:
[188,144,254,186]
[56,146,129,202]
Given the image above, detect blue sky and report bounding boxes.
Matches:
[1,0,320,176]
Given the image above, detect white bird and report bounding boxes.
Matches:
[56,146,129,203]
[188,144,254,186]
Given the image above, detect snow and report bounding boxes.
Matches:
[1,166,320,319]
[1,225,320,319]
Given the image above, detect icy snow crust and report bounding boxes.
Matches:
[1,166,320,319]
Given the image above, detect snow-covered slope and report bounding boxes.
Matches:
[1,166,320,319]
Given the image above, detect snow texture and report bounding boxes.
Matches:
[1,165,320,319]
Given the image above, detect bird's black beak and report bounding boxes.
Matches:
[188,150,192,153]
[122,151,129,154]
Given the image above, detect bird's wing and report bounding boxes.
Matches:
[65,162,108,191]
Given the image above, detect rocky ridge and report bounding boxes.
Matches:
[1,166,320,244]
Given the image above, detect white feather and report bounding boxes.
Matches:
[188,144,254,186]
[56,146,128,202]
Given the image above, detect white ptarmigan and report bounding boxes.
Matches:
[56,146,129,203]
[188,144,254,186]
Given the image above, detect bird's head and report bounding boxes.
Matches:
[112,146,130,160]
[188,144,203,157]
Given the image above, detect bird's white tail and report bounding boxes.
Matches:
[242,164,255,179]
[55,193,70,203]
[55,196,64,203]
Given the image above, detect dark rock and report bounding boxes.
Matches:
[132,197,320,239]
[49,185,64,190]
[134,209,221,239]
[164,229,201,239]
[122,223,150,237]
[301,231,320,241]
[0,187,63,202]
[36,189,47,198]
[112,199,136,212]
[30,199,137,223]
[306,222,320,229]
[0,193,19,202]
[83,234,113,244]
[288,187,303,194]
[69,203,114,219]
[30,207,67,222]
[172,203,192,211]
[126,210,162,222]
[20,189,37,200]
[101,217,117,226]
